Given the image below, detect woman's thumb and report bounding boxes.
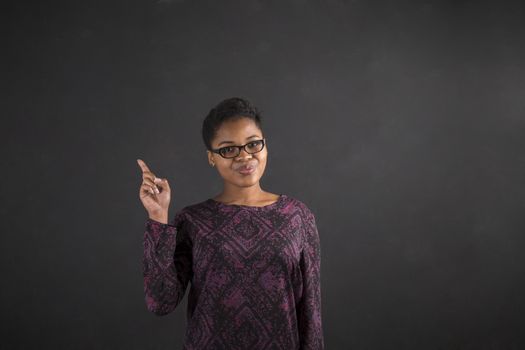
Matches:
[154,177,168,189]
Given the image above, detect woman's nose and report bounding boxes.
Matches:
[236,147,252,159]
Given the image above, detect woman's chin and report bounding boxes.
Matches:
[232,176,260,186]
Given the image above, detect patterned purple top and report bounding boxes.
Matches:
[143,194,324,349]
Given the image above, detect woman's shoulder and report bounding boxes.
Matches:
[176,198,215,217]
[280,194,316,219]
[169,199,216,230]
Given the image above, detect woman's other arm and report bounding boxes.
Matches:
[297,208,324,349]
[143,210,193,316]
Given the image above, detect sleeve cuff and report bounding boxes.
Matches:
[145,217,177,239]
[146,217,175,227]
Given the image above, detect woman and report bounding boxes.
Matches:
[137,97,324,349]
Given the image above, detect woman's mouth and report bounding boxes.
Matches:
[237,166,255,175]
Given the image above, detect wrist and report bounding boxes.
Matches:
[149,211,168,224]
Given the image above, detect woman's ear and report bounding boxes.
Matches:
[207,150,215,166]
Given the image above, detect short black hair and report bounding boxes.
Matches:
[202,97,263,151]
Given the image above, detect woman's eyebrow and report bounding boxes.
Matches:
[218,135,261,146]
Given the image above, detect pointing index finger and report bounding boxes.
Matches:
[136,159,151,173]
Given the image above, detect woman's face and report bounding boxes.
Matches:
[207,117,267,188]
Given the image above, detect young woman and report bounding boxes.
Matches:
[137,97,324,349]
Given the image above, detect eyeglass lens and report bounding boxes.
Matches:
[220,140,264,158]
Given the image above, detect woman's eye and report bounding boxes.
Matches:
[222,147,238,155]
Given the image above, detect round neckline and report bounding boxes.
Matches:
[208,194,286,210]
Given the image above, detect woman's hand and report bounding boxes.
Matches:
[137,159,171,223]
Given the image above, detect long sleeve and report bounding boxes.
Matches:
[143,210,193,316]
[297,210,324,349]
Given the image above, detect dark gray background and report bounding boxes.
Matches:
[3,0,525,349]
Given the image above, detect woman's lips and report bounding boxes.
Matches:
[237,166,255,175]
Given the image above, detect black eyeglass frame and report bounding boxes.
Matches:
[210,138,266,159]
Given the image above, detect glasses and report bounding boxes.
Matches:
[211,138,266,159]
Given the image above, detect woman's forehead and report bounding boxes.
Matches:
[215,118,262,139]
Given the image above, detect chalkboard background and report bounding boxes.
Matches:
[3,0,525,349]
